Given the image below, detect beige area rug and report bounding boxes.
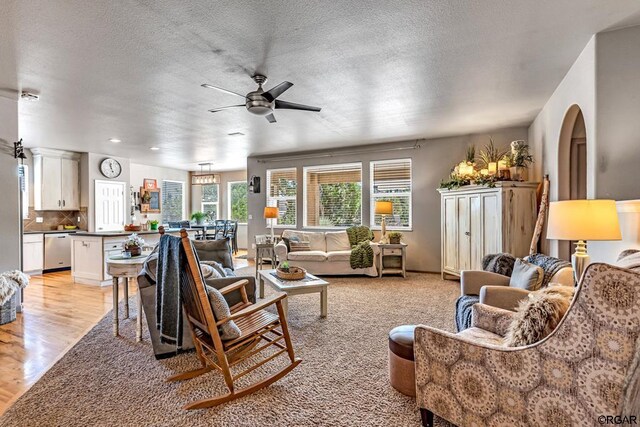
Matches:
[1,269,458,427]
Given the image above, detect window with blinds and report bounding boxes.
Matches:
[304,163,362,228]
[266,168,297,227]
[162,180,185,224]
[201,183,219,221]
[228,181,248,223]
[370,158,412,230]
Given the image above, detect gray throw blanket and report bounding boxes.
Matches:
[527,253,572,287]
[156,234,184,348]
[455,295,479,332]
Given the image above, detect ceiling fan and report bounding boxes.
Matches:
[202,75,321,123]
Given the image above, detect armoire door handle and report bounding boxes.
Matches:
[465,231,471,236]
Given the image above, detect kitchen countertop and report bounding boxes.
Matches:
[72,228,197,237]
[24,229,84,235]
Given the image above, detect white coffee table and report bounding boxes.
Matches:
[258,269,329,318]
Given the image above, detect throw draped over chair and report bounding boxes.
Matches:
[415,263,640,426]
[167,230,301,409]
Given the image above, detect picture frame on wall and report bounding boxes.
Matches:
[143,178,157,190]
[140,187,161,213]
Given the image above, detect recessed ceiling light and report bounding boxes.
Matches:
[109,138,121,143]
[227,132,245,136]
[149,147,160,151]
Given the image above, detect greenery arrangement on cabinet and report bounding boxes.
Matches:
[149,220,159,231]
[439,138,534,190]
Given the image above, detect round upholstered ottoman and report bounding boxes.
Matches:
[388,325,416,397]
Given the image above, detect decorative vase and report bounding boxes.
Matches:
[509,166,528,182]
[196,218,205,225]
[150,223,158,231]
[127,246,142,257]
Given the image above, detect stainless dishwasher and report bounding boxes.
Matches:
[44,233,72,271]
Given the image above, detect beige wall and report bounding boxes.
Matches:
[247,127,529,272]
[0,96,20,271]
[130,162,190,225]
[528,25,640,261]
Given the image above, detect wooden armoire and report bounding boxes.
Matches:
[438,182,538,280]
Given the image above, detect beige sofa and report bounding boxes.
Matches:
[274,230,379,276]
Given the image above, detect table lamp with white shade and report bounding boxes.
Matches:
[264,206,279,242]
[546,199,621,283]
[375,200,393,243]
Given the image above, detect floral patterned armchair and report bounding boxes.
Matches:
[415,263,640,426]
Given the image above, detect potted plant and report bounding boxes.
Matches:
[123,233,145,257]
[279,261,290,273]
[149,219,159,231]
[388,231,403,244]
[508,140,533,181]
[191,211,207,225]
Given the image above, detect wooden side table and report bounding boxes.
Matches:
[377,243,408,278]
[255,242,276,279]
[106,256,147,341]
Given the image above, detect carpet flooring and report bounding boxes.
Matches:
[1,268,458,427]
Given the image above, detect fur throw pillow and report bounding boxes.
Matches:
[0,270,29,306]
[504,285,574,347]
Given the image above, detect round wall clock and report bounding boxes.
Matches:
[100,158,122,178]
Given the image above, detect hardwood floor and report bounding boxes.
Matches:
[0,252,251,416]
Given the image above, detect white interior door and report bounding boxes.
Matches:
[95,180,126,231]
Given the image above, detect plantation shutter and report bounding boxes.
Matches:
[370,159,412,229]
[162,180,185,223]
[267,168,297,227]
[304,163,362,228]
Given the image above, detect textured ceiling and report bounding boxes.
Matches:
[1,1,640,171]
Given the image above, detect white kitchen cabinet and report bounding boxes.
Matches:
[23,233,44,273]
[438,182,538,279]
[71,236,103,283]
[32,148,80,211]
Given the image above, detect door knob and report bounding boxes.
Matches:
[465,231,471,236]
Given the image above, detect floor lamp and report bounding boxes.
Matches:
[546,200,621,283]
[264,206,279,242]
[375,200,393,243]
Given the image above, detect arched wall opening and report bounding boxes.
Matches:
[556,104,588,260]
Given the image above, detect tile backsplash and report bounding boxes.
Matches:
[23,207,88,232]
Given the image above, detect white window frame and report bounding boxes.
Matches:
[200,183,219,221]
[369,158,412,231]
[161,180,186,224]
[227,180,248,224]
[303,162,363,229]
[266,167,297,228]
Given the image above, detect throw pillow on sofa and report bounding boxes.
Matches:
[205,285,241,340]
[289,241,311,252]
[616,249,640,273]
[282,236,300,252]
[504,285,574,346]
[510,258,544,291]
[192,239,234,270]
[200,260,227,278]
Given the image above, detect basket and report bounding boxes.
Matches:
[276,267,306,281]
[124,225,142,232]
[0,293,17,325]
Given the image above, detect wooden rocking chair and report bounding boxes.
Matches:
[167,229,301,409]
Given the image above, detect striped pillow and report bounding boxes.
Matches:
[289,241,311,252]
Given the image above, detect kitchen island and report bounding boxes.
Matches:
[70,228,197,286]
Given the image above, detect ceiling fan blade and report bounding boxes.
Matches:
[208,104,245,113]
[201,83,246,99]
[262,81,293,102]
[265,113,277,123]
[274,99,322,112]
